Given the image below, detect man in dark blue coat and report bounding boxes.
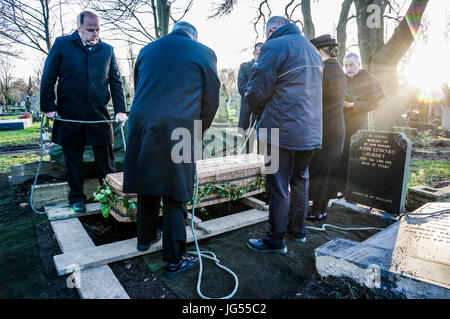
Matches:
[40,11,127,212]
[237,42,264,153]
[245,16,323,253]
[123,22,220,278]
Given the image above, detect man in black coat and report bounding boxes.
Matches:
[123,22,220,278]
[307,34,347,220]
[342,53,385,191]
[245,16,323,253]
[40,11,127,212]
[237,42,264,153]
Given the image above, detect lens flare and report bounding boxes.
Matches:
[405,5,425,37]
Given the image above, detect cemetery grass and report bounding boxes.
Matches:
[0,122,41,148]
[0,152,50,174]
[408,160,450,189]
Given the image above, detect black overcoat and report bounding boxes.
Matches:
[342,69,385,186]
[309,59,347,200]
[237,59,254,130]
[40,31,126,146]
[122,30,220,202]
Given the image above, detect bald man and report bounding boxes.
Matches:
[40,11,127,212]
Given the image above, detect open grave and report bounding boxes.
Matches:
[7,128,447,299]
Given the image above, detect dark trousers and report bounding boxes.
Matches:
[263,146,314,248]
[62,144,116,204]
[137,194,187,264]
[311,199,329,213]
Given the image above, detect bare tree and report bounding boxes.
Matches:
[219,68,238,98]
[211,0,430,130]
[83,0,193,46]
[15,76,39,98]
[0,57,15,111]
[210,0,315,40]
[0,0,54,55]
[337,0,356,65]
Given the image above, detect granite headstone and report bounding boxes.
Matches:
[346,130,411,214]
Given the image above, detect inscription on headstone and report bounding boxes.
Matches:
[346,131,411,214]
[392,202,450,289]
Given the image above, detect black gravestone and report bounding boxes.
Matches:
[345,130,411,214]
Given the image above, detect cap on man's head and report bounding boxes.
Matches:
[310,34,339,49]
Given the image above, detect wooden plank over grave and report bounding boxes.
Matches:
[346,131,412,214]
[9,161,65,185]
[46,202,101,221]
[53,207,269,276]
[50,218,129,299]
[32,178,99,209]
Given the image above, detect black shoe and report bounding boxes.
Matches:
[71,201,86,213]
[165,255,199,279]
[316,211,327,220]
[247,238,287,254]
[305,212,319,221]
[137,229,162,252]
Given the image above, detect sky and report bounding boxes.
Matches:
[6,0,450,90]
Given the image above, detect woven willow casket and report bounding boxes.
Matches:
[104,154,266,222]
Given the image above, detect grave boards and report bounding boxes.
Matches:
[36,154,269,299]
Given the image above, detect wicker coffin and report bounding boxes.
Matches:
[104,154,266,222]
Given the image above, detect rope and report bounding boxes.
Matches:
[30,113,238,299]
[187,168,239,299]
[29,114,126,215]
[29,116,46,215]
[306,224,384,232]
[30,113,449,299]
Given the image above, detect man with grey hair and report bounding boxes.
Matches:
[245,16,323,253]
[237,42,264,153]
[40,11,127,213]
[342,52,385,191]
[123,21,220,278]
[172,21,198,40]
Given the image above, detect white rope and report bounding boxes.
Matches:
[187,168,239,299]
[29,115,127,215]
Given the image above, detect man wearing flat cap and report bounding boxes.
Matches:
[307,34,347,220]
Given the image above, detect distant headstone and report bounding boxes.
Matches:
[346,130,411,214]
[218,84,229,120]
[442,107,450,130]
[0,118,32,130]
[392,202,450,289]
